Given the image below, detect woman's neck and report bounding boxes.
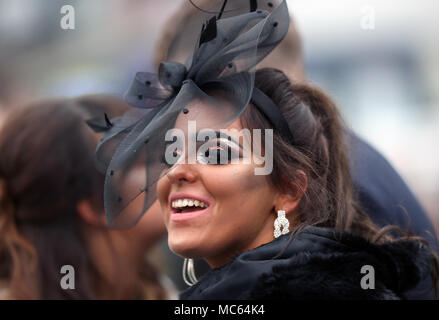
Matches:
[206,214,277,269]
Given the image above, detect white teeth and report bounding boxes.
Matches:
[171,198,209,209]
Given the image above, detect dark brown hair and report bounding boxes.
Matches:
[0,95,166,299]
[242,69,368,233]
[241,68,438,293]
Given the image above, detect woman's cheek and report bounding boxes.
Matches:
[201,165,270,232]
[156,177,171,226]
[202,164,267,202]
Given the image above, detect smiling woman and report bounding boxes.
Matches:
[156,68,439,299]
[157,107,279,269]
[91,0,438,299]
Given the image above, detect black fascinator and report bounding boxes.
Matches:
[88,0,291,228]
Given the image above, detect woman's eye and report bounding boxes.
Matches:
[197,142,241,165]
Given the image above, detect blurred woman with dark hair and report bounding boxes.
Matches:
[0,95,171,299]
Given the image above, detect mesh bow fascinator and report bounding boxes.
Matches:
[87,0,291,228]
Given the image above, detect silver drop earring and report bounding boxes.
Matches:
[183,258,198,286]
[274,210,290,238]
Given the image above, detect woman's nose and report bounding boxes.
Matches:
[166,162,198,185]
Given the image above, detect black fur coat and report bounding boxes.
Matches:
[179,226,435,300]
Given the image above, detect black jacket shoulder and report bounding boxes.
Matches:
[180,226,435,300]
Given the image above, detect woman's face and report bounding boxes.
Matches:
[156,111,279,268]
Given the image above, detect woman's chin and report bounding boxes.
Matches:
[168,238,204,258]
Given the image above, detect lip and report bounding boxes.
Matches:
[168,192,212,222]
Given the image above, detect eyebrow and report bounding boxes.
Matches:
[165,130,243,149]
[213,131,243,149]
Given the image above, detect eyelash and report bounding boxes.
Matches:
[197,142,242,165]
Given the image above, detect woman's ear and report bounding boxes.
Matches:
[274,170,308,215]
[77,199,106,227]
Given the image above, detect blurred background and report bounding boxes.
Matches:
[1,0,438,279]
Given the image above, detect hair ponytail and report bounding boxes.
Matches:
[287,83,358,232]
[245,68,404,239]
[243,68,356,232]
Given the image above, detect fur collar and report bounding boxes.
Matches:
[180,226,434,300]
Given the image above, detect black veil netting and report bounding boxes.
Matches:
[87,0,290,228]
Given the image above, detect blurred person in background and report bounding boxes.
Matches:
[152,0,439,298]
[0,71,33,130]
[0,95,172,299]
